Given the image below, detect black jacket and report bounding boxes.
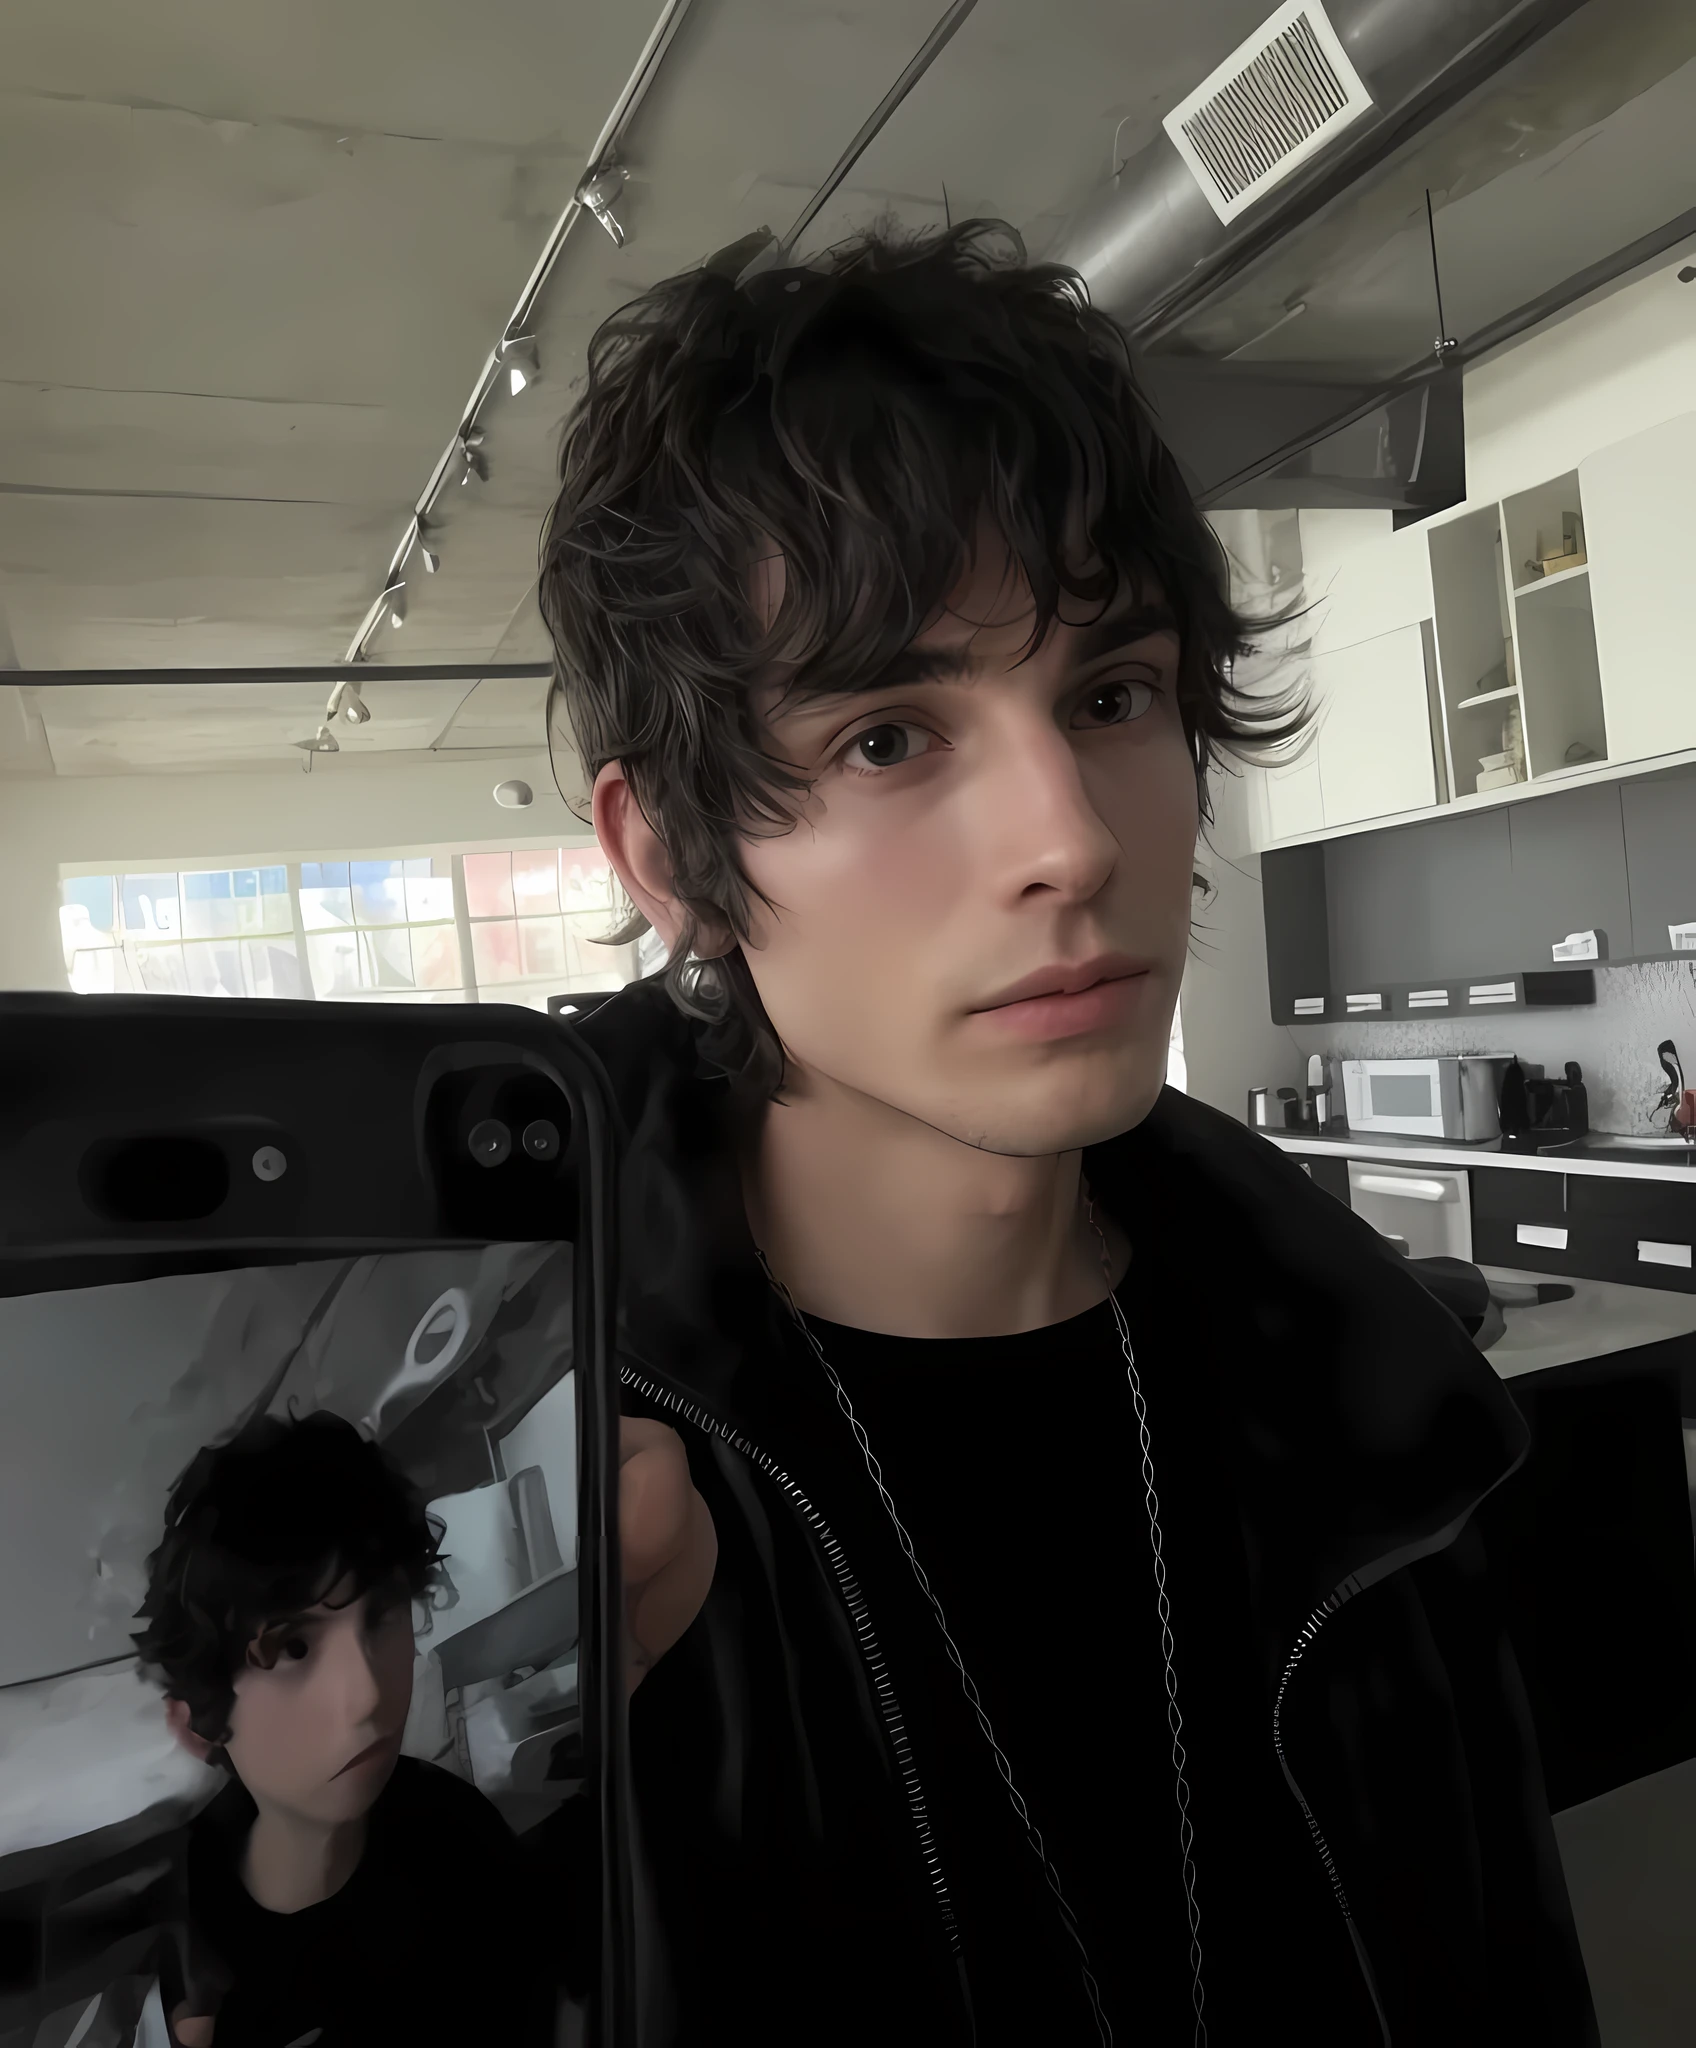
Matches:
[582,981,1598,2047]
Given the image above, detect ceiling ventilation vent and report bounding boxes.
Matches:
[1162,0,1372,225]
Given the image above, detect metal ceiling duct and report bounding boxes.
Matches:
[1060,0,1591,342]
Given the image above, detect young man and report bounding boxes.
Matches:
[543,218,1599,2043]
[133,1411,556,2047]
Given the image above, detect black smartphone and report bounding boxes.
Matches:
[0,994,631,2048]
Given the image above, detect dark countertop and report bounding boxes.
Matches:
[1264,1127,1696,1183]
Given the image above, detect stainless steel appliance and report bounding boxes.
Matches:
[1341,1055,1518,1141]
[1346,1159,1473,1260]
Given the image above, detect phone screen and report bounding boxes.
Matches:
[0,1243,592,2045]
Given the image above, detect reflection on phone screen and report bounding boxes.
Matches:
[0,1246,587,2048]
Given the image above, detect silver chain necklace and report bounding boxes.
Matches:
[757,1186,1208,2048]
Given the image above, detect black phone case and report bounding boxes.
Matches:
[0,994,633,2048]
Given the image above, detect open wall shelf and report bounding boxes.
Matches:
[1426,468,1608,802]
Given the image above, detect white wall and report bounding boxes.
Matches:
[0,746,589,990]
[1181,761,1308,1119]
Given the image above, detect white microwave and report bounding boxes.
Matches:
[1341,1057,1512,1142]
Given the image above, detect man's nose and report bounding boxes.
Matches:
[987,719,1119,902]
[325,1617,384,1724]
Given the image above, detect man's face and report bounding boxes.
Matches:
[221,1571,416,1826]
[736,527,1198,1155]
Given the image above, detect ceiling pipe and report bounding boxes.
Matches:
[1059,0,1591,342]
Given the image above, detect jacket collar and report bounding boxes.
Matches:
[582,981,1530,1649]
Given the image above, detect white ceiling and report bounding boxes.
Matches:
[2,0,1691,781]
[0,0,1277,774]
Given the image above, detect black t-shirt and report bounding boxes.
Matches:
[800,1289,1378,2046]
[175,1755,556,2047]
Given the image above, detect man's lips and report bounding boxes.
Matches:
[969,971,1152,1044]
[972,955,1153,1012]
[334,1735,398,1778]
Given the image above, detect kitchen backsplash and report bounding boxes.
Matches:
[1288,958,1696,1135]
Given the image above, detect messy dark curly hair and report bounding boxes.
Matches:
[539,213,1309,1102]
[132,1411,445,1769]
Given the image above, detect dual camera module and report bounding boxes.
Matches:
[468,1117,561,1168]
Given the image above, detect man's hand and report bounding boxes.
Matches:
[619,1416,718,1695]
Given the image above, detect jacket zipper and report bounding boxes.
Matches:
[1273,1581,1393,2044]
[620,1365,967,1978]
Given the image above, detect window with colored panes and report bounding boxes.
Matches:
[58,850,634,1012]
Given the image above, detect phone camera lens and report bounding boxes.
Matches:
[521,1119,561,1162]
[469,1119,512,1168]
[251,1146,287,1183]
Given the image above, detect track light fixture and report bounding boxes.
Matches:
[381,580,407,628]
[459,429,487,485]
[294,724,340,754]
[329,680,372,726]
[415,520,440,574]
[575,162,628,248]
[501,335,540,396]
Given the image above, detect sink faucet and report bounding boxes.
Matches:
[1654,1041,1695,1142]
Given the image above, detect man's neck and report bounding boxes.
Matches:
[743,1076,1130,1339]
[241,1804,367,1916]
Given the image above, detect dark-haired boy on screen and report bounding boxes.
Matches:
[133,1411,555,2048]
[547,217,1600,2044]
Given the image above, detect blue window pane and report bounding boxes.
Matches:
[300,882,353,931]
[351,860,406,925]
[232,869,259,899]
[181,870,237,941]
[121,875,180,938]
[61,877,115,933]
[301,862,349,891]
[259,867,292,934]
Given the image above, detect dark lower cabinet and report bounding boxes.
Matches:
[1476,1336,1696,1812]
[1297,1153,1351,1205]
[1566,1176,1696,1295]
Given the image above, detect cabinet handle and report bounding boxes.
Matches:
[1357,1174,1452,1202]
[1517,1223,1569,1250]
[1638,1240,1693,1270]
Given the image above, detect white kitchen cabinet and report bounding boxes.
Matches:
[1304,518,1435,656]
[1262,748,1325,844]
[1312,624,1439,829]
[1581,408,1696,765]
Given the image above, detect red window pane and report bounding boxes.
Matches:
[464,853,514,919]
[512,851,560,916]
[471,920,522,984]
[519,917,567,979]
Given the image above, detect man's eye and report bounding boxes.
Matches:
[840,722,934,775]
[1073,678,1158,728]
[280,1635,311,1664]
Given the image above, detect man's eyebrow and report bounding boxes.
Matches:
[257,1610,324,1635]
[780,599,1180,713]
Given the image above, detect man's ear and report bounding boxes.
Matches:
[165,1696,217,1764]
[591,762,734,960]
